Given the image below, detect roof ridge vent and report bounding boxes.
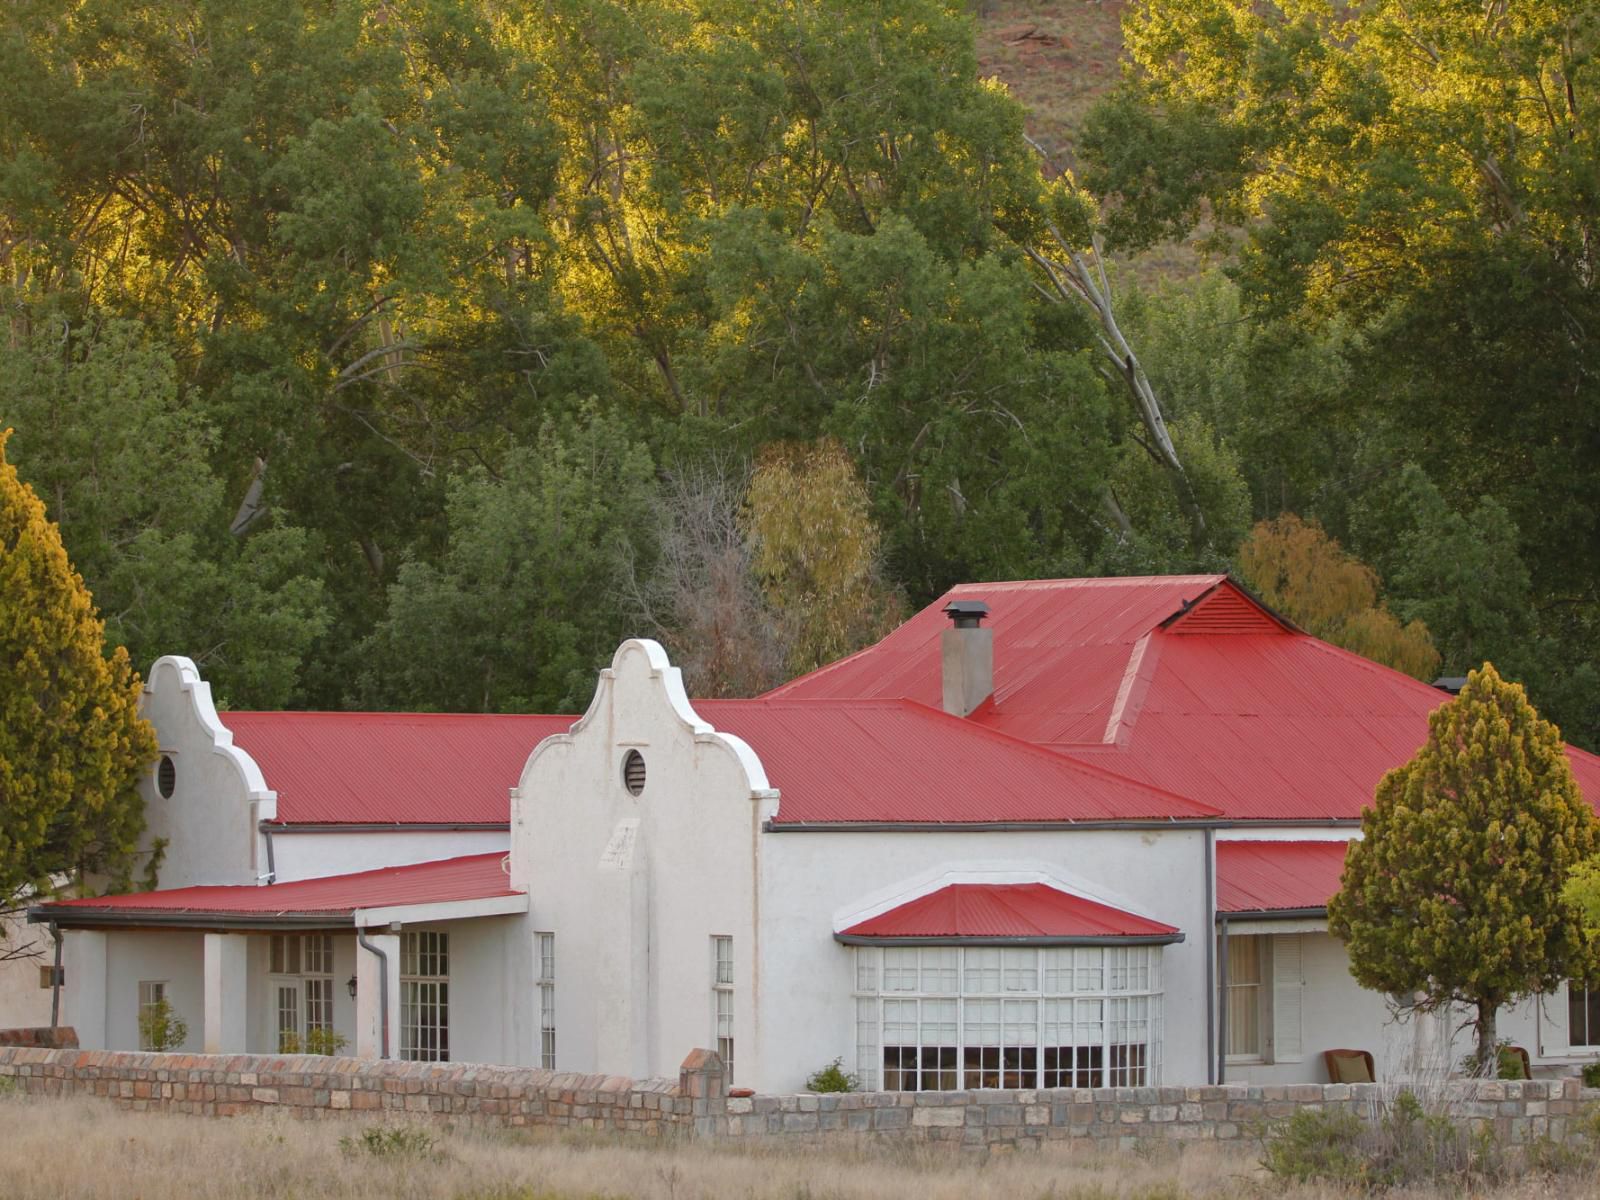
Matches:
[1166,584,1286,636]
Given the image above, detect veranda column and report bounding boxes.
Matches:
[355,929,401,1059]
[61,930,108,1049]
[202,932,249,1053]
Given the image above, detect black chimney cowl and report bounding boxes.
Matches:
[943,600,990,629]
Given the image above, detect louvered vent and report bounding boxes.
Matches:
[622,749,647,796]
[157,755,177,798]
[1168,585,1285,635]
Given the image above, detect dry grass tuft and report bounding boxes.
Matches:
[0,1092,1590,1199]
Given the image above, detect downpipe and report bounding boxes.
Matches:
[356,930,391,1059]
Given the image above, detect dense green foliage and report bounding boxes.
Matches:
[1328,665,1600,1071]
[0,0,1594,735]
[1086,0,1600,745]
[0,432,158,905]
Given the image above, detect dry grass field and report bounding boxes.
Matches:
[0,1092,1594,1200]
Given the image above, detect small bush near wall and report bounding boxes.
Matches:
[1264,1088,1595,1190]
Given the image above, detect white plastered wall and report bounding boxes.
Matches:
[272,831,509,883]
[756,827,1211,1093]
[139,656,275,889]
[101,931,205,1052]
[512,640,768,1083]
[0,912,53,1028]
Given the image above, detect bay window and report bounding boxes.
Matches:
[852,945,1163,1092]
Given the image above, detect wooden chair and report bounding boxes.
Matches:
[1323,1048,1376,1084]
[1501,1045,1532,1080]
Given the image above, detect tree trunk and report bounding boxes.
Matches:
[1474,998,1498,1077]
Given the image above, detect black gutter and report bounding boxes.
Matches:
[1217,914,1230,1084]
[1203,829,1216,1085]
[764,818,1359,833]
[1214,906,1327,922]
[262,821,509,834]
[27,906,353,932]
[834,932,1185,948]
[48,924,62,1026]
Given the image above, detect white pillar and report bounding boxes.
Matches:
[202,933,249,1053]
[355,931,401,1059]
[61,931,108,1049]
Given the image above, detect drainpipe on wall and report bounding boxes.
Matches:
[357,930,391,1059]
[260,824,277,885]
[1216,914,1230,1085]
[48,923,63,1027]
[1203,829,1215,1086]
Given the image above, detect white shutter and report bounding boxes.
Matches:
[1541,984,1572,1058]
[1271,934,1304,1063]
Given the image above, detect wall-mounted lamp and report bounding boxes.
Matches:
[346,975,358,1000]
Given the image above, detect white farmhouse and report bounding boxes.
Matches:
[22,575,1600,1089]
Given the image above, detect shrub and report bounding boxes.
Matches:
[804,1058,858,1093]
[1582,1061,1600,1089]
[339,1126,439,1159]
[278,1026,349,1056]
[138,997,188,1052]
[1262,1089,1502,1190]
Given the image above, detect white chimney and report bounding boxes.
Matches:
[940,600,993,717]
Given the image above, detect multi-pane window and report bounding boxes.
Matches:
[538,933,556,1070]
[137,980,167,1051]
[401,931,449,1062]
[712,935,734,1083]
[1571,983,1600,1047]
[269,934,335,1051]
[853,946,1163,1092]
[1223,936,1264,1060]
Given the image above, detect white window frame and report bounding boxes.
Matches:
[537,932,556,1070]
[852,945,1163,1092]
[400,930,450,1063]
[1571,981,1600,1048]
[712,935,734,1084]
[267,933,336,1052]
[1223,935,1268,1064]
[137,980,168,1051]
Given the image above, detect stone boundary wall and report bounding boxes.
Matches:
[0,1042,1593,1153]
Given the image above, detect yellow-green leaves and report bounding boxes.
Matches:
[1328,663,1599,1069]
[1237,513,1439,679]
[0,430,157,904]
[742,438,902,678]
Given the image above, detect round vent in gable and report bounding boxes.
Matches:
[622,749,647,796]
[157,755,176,799]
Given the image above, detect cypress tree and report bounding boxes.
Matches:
[1329,663,1600,1073]
[0,430,156,906]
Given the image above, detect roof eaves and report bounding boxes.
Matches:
[28,905,353,931]
[834,932,1187,947]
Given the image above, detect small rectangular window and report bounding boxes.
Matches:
[38,965,63,990]
[137,981,168,1051]
[711,935,734,1083]
[1572,984,1600,1048]
[538,932,556,1070]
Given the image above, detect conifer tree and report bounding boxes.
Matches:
[1329,664,1600,1073]
[0,430,157,909]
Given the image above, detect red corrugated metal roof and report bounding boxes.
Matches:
[1216,841,1351,913]
[222,712,574,825]
[37,853,517,922]
[771,576,1600,821]
[838,883,1181,942]
[697,698,1220,824]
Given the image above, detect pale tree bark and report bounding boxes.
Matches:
[1025,225,1208,550]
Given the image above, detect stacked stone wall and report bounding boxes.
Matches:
[0,1040,1593,1153]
